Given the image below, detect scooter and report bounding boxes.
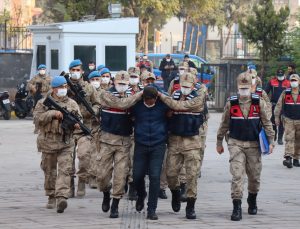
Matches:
[12,79,34,119]
[0,91,11,120]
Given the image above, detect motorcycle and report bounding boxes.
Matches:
[0,91,11,120]
[12,79,34,119]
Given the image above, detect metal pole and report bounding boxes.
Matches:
[170,32,173,53]
[4,19,7,51]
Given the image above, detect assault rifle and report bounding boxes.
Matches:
[43,95,92,137]
[34,82,43,107]
[43,95,92,197]
[60,71,97,118]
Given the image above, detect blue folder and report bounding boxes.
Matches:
[259,128,270,155]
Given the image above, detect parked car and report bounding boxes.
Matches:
[137,53,214,88]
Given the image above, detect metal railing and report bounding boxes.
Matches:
[0,24,32,52]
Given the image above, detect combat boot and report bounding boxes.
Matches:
[56,197,68,213]
[128,182,137,201]
[171,189,181,212]
[231,199,242,221]
[46,196,56,209]
[186,198,196,219]
[89,176,98,189]
[180,183,187,202]
[247,193,257,215]
[158,188,168,199]
[109,198,120,218]
[77,179,86,197]
[283,156,293,168]
[102,191,111,212]
[293,159,300,167]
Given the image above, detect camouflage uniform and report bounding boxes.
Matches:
[217,72,274,221]
[274,74,300,167]
[34,93,81,202]
[27,74,52,98]
[96,76,143,199]
[161,74,205,199]
[68,78,99,195]
[159,73,205,219]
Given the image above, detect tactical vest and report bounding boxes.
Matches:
[229,94,261,141]
[169,90,203,136]
[283,88,300,120]
[101,87,133,136]
[172,76,181,93]
[270,78,290,103]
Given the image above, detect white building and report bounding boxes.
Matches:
[28,17,139,77]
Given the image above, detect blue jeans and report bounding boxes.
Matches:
[133,142,166,212]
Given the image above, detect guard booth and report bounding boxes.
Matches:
[28,17,139,78]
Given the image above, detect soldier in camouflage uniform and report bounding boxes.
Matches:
[99,68,112,90]
[97,71,143,218]
[249,69,272,117]
[216,72,274,221]
[159,73,205,219]
[87,71,103,188]
[27,64,51,106]
[67,59,100,197]
[33,76,82,213]
[275,74,300,168]
[127,67,144,201]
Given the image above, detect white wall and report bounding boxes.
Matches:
[159,17,184,54]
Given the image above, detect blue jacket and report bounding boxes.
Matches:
[132,99,169,146]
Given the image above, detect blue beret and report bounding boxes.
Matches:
[38,64,46,70]
[97,64,105,71]
[248,64,256,70]
[100,68,110,76]
[69,59,82,69]
[51,76,67,88]
[88,71,101,79]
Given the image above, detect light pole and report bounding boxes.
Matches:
[170,32,173,53]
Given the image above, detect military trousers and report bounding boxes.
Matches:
[97,142,130,199]
[166,148,201,198]
[76,136,92,183]
[228,143,262,199]
[40,150,73,199]
[283,119,300,159]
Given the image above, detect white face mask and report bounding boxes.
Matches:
[56,88,67,97]
[166,59,171,62]
[115,84,129,93]
[129,78,139,85]
[39,70,46,75]
[70,72,81,80]
[88,66,95,70]
[91,81,100,89]
[101,77,110,85]
[291,81,299,88]
[238,88,251,97]
[179,70,185,75]
[277,76,284,81]
[144,102,155,108]
[252,78,256,86]
[181,87,192,95]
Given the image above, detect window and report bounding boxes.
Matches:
[105,46,127,71]
[36,45,46,67]
[51,49,59,69]
[74,46,96,72]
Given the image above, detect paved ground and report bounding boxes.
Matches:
[0,113,300,229]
